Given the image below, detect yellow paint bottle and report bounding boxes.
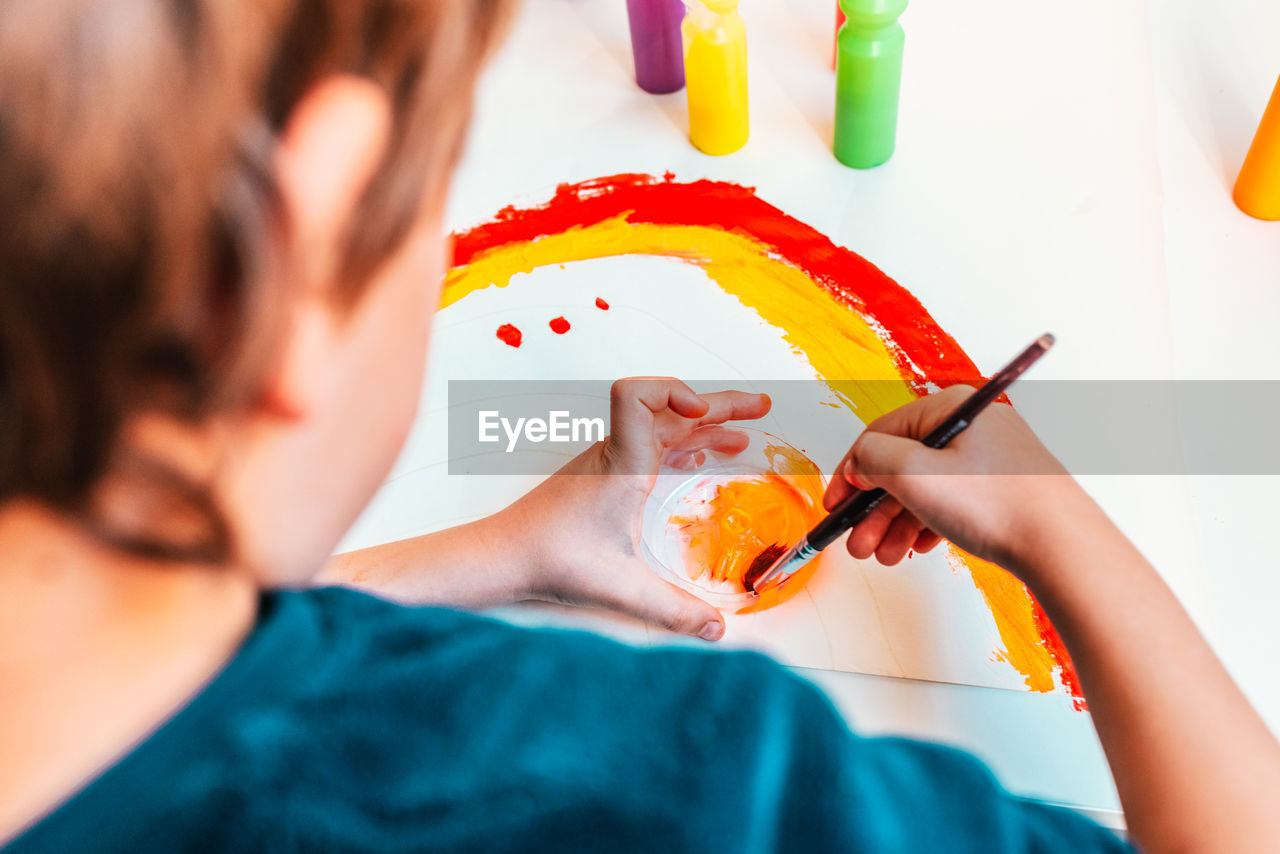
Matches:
[1234,75,1280,221]
[682,0,749,156]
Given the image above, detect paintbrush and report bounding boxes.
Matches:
[743,333,1055,594]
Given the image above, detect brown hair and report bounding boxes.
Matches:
[0,0,513,560]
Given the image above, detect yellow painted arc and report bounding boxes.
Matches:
[443,215,917,421]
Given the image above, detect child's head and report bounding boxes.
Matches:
[0,0,512,581]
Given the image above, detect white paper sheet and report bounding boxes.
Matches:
[343,0,1203,699]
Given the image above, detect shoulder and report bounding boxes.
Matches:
[268,587,844,801]
[257,588,834,847]
[222,589,1134,853]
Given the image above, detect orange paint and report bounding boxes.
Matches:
[448,174,1082,703]
[957,553,1057,693]
[668,443,826,615]
[674,476,814,584]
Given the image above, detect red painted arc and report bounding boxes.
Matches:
[451,173,981,390]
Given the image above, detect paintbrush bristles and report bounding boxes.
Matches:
[742,543,786,594]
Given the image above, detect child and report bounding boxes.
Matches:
[1,1,1276,851]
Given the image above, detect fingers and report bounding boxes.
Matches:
[844,497,903,559]
[913,529,943,553]
[607,380,771,475]
[611,377,709,426]
[662,450,706,471]
[824,386,975,505]
[692,390,771,427]
[846,429,934,492]
[667,425,750,455]
[844,502,938,565]
[608,377,709,473]
[652,390,770,448]
[876,512,926,565]
[823,451,861,510]
[596,563,725,641]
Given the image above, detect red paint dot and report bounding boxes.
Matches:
[549,316,571,334]
[496,323,522,348]
[595,297,610,310]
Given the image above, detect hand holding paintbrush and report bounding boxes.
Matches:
[744,334,1055,593]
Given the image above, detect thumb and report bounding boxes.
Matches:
[847,429,934,493]
[600,561,725,641]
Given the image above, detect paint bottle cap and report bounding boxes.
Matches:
[839,0,908,26]
[700,0,739,14]
[1233,75,1280,221]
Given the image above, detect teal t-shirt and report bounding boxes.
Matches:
[2,588,1130,853]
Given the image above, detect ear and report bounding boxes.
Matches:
[276,74,392,281]
[259,75,391,420]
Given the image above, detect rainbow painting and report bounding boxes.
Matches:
[444,173,1082,707]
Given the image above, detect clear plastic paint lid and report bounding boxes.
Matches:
[641,427,828,615]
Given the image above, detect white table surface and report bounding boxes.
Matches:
[814,0,1280,828]
[371,0,1280,830]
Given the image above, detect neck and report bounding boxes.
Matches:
[0,501,258,843]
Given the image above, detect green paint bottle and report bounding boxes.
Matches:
[833,0,907,169]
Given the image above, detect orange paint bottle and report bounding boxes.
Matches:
[1234,75,1280,221]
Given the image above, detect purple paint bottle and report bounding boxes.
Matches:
[626,0,685,94]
